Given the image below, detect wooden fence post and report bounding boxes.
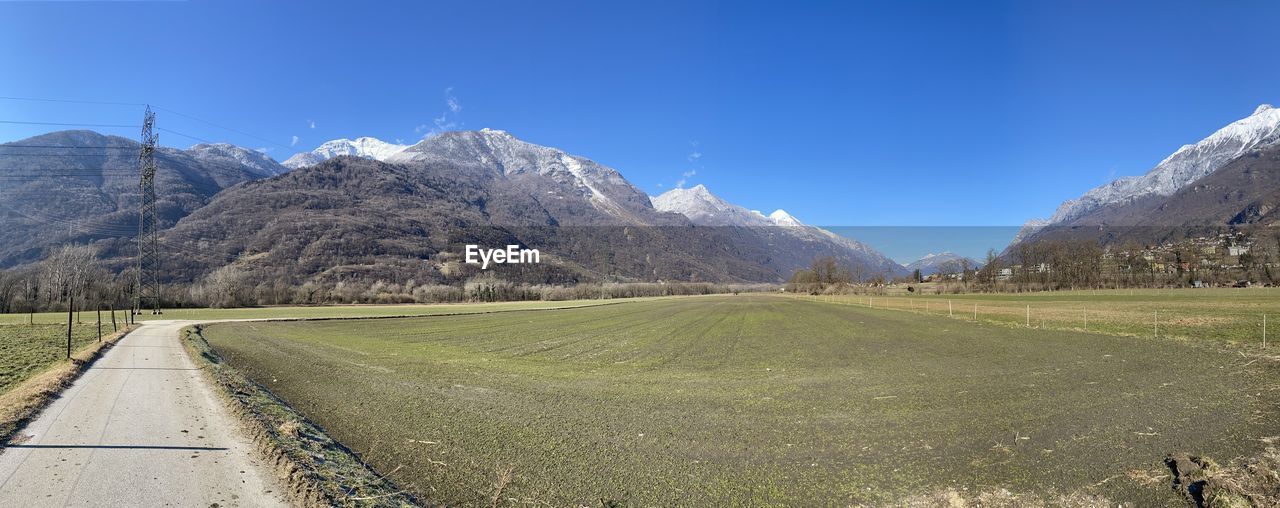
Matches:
[66,296,74,359]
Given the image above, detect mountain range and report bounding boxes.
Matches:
[5,100,1275,286]
[1015,104,1280,246]
[0,128,909,286]
[0,130,286,267]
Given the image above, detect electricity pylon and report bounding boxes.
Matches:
[135,106,161,315]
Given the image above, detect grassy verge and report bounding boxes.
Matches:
[181,325,418,507]
[0,324,137,443]
[200,295,1280,506]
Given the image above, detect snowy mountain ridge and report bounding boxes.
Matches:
[390,129,654,223]
[186,143,288,177]
[650,185,805,228]
[1017,104,1280,240]
[283,137,408,169]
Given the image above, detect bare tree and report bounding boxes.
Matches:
[39,245,96,313]
[197,265,252,308]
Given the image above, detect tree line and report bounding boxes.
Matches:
[786,231,1280,295]
[0,246,774,313]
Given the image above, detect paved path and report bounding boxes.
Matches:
[0,320,287,507]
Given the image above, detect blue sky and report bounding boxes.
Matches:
[1,1,1277,261]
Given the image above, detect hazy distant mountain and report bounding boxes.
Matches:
[1017,104,1280,242]
[282,137,408,169]
[652,184,906,278]
[903,252,980,276]
[0,130,283,267]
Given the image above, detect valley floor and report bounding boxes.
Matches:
[200,294,1280,505]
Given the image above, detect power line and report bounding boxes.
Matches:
[0,144,137,149]
[0,119,239,149]
[156,126,216,144]
[0,154,138,157]
[0,95,296,151]
[0,96,145,107]
[0,120,140,128]
[152,106,294,151]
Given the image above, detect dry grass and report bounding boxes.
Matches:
[894,487,1117,507]
[1165,444,1280,508]
[489,464,515,508]
[0,325,137,443]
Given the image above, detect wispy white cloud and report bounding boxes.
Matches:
[675,169,696,188]
[673,141,702,188]
[418,87,463,138]
[687,141,702,162]
[446,86,462,114]
[308,120,316,129]
[255,147,272,154]
[290,135,299,147]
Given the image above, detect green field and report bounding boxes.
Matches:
[0,322,114,394]
[201,294,1280,506]
[0,299,636,326]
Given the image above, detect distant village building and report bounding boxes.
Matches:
[1229,245,1250,256]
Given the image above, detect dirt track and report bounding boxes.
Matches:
[0,320,286,507]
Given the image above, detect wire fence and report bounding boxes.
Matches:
[788,290,1276,348]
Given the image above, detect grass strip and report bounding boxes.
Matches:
[0,324,138,444]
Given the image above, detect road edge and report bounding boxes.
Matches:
[181,324,420,508]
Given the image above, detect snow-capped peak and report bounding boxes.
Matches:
[282,137,408,169]
[1040,103,1280,225]
[185,142,288,177]
[651,186,810,228]
[651,185,771,227]
[768,209,804,227]
[390,129,655,223]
